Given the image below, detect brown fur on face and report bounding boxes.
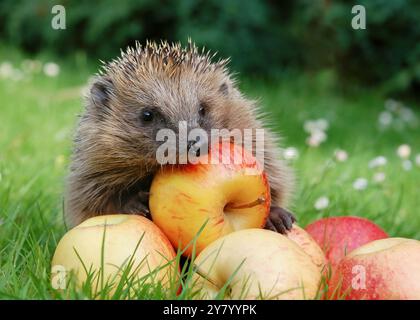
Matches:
[65,40,294,227]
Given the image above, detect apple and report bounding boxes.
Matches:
[328,238,420,300]
[305,216,388,268]
[191,228,322,300]
[149,142,271,256]
[286,224,327,273]
[51,215,178,295]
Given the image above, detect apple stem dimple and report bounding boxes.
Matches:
[225,196,266,210]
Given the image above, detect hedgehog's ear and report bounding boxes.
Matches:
[88,76,114,109]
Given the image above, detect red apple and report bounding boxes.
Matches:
[149,142,271,257]
[305,216,388,268]
[328,238,420,300]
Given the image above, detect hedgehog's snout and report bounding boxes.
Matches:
[187,137,204,157]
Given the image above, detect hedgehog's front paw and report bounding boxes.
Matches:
[125,191,151,218]
[264,206,296,234]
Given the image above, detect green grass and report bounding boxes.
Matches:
[0,47,419,299]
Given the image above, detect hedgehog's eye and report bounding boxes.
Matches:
[199,103,207,117]
[141,110,154,122]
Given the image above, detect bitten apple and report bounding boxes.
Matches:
[51,215,178,294]
[191,229,322,300]
[305,216,388,267]
[286,224,327,272]
[328,238,420,300]
[149,142,271,256]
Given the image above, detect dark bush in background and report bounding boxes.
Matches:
[0,0,419,96]
[296,0,420,96]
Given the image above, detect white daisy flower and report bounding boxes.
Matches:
[314,196,329,210]
[402,160,412,171]
[43,62,60,77]
[313,129,327,141]
[304,118,329,133]
[373,172,386,183]
[368,156,387,168]
[306,130,327,147]
[306,135,319,147]
[378,111,393,126]
[0,61,13,78]
[315,118,329,131]
[334,149,348,162]
[416,154,420,167]
[303,120,318,134]
[397,144,411,159]
[384,99,399,112]
[283,147,299,160]
[400,107,415,123]
[353,178,368,190]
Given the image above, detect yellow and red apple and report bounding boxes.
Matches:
[286,224,327,273]
[328,238,420,300]
[305,216,388,268]
[191,228,322,300]
[149,142,271,256]
[51,215,178,294]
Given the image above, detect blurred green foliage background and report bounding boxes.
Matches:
[0,0,419,97]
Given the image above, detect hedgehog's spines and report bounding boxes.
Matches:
[100,40,228,78]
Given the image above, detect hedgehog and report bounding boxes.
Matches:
[65,40,295,233]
